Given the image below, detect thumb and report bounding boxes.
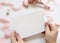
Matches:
[15,32,24,43]
[45,23,50,32]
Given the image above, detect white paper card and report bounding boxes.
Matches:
[12,10,44,38]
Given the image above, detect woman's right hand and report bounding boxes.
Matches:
[44,23,58,43]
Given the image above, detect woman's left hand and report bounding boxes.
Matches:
[11,31,24,43]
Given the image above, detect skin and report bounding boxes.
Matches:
[11,31,24,43]
[44,23,58,43]
[11,23,58,43]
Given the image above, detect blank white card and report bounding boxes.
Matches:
[12,10,45,38]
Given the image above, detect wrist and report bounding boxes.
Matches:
[46,42,56,43]
[46,41,56,43]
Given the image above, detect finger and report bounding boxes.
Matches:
[45,22,58,32]
[51,24,57,30]
[15,32,24,43]
[51,25,58,34]
[48,23,57,31]
[15,32,23,41]
[11,31,16,42]
[45,23,50,32]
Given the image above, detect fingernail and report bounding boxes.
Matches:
[16,32,19,36]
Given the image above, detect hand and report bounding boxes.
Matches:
[44,23,58,43]
[11,31,24,43]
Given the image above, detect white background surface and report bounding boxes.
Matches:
[0,0,60,43]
